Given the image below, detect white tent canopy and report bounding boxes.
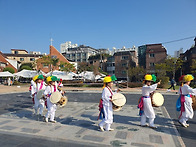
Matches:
[79,71,105,81]
[0,71,14,77]
[45,70,77,80]
[14,69,45,78]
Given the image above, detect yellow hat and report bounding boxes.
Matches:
[144,74,152,81]
[103,76,112,83]
[184,74,194,82]
[33,75,39,82]
[46,76,52,83]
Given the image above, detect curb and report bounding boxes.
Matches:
[161,106,186,147]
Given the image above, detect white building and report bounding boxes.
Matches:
[174,48,183,58]
[111,45,138,56]
[60,41,78,53]
[63,45,98,62]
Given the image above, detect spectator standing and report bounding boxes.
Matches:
[168,78,176,91]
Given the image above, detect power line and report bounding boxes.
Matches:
[162,36,196,44]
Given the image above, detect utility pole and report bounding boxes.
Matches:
[127,60,129,88]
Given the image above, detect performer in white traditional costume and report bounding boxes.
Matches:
[44,76,59,123]
[178,74,196,127]
[31,75,46,117]
[98,75,118,131]
[138,74,160,129]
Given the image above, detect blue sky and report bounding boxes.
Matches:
[0,0,196,55]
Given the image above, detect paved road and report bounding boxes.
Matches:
[0,91,196,146]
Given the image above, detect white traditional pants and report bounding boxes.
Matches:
[179,96,194,124]
[99,104,113,131]
[140,97,156,127]
[34,95,45,115]
[45,98,57,121]
[141,114,155,126]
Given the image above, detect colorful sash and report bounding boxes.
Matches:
[138,96,150,116]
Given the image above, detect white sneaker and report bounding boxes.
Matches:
[178,121,187,128]
[50,120,56,123]
[99,126,104,132]
[149,126,157,129]
[45,118,48,122]
[108,128,114,131]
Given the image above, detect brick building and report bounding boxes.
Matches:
[179,37,196,74]
[0,52,17,73]
[138,44,167,73]
[36,45,71,73]
[114,51,138,80]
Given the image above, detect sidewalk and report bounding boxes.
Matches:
[0,85,183,146]
[0,102,185,146]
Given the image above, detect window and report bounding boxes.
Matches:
[150,62,155,67]
[42,63,48,68]
[122,56,128,60]
[20,58,24,61]
[14,51,18,54]
[30,58,35,61]
[122,63,127,67]
[149,53,155,58]
[0,63,6,67]
[122,71,126,74]
[51,55,57,59]
[77,53,81,57]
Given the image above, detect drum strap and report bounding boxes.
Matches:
[106,86,113,98]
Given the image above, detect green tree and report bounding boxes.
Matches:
[51,58,59,70]
[78,62,94,73]
[59,62,75,72]
[3,67,15,73]
[38,55,60,72]
[128,66,145,82]
[191,59,196,77]
[19,63,33,71]
[20,65,32,70]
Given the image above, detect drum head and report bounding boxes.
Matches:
[112,93,126,106]
[152,93,164,106]
[50,91,62,103]
[37,89,45,99]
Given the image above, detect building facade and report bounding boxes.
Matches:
[179,37,196,74]
[60,41,78,53]
[4,49,43,64]
[106,56,115,75]
[138,44,167,73]
[36,45,72,73]
[0,52,17,72]
[62,45,98,63]
[114,50,138,80]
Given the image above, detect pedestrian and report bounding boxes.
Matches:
[138,74,161,129]
[31,75,46,117]
[98,75,118,131]
[168,78,176,91]
[178,74,196,127]
[44,76,59,123]
[7,77,11,86]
